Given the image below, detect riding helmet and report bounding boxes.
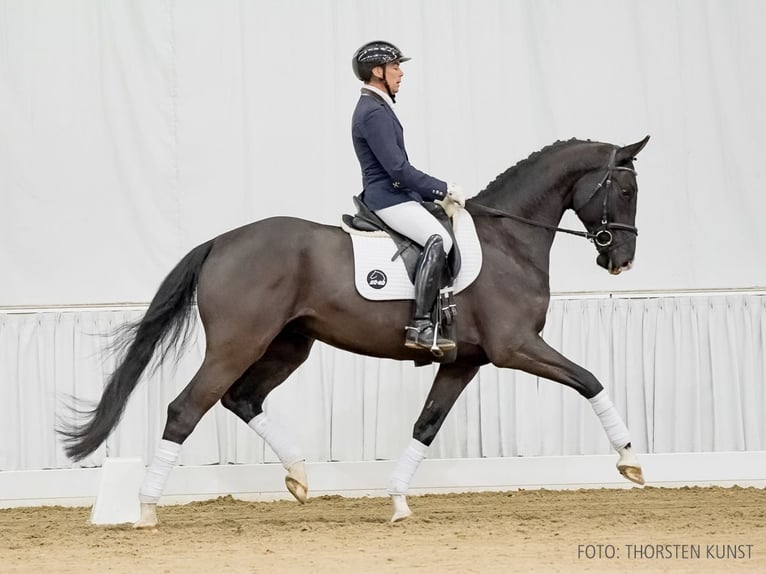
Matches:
[352,41,410,81]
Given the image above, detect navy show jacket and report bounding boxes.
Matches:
[351,88,448,211]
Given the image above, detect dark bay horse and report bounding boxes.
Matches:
[61,136,650,526]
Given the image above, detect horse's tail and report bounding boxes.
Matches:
[59,240,215,461]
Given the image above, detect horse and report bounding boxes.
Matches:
[60,136,650,527]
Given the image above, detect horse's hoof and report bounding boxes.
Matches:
[390,494,412,523]
[133,502,158,529]
[285,477,308,504]
[618,464,645,485]
[285,461,308,504]
[616,446,645,485]
[391,508,412,523]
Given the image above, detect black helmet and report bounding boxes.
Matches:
[352,41,411,82]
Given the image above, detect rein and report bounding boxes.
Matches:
[467,149,638,249]
[467,202,596,240]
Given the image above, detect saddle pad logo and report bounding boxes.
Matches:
[366,269,387,289]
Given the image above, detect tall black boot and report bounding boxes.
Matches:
[404,235,456,353]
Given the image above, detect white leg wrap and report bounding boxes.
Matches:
[388,439,428,495]
[589,390,631,450]
[138,439,182,504]
[248,412,304,470]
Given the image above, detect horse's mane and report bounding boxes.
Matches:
[478,138,589,197]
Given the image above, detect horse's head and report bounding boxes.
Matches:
[572,136,650,275]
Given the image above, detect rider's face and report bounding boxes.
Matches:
[385,62,403,94]
[373,62,403,94]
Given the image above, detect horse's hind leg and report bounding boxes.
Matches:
[389,363,479,523]
[497,334,644,485]
[134,340,267,528]
[220,331,315,503]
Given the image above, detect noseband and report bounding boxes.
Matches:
[468,148,638,250]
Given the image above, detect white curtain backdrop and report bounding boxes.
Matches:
[2,294,764,471]
[1,0,766,306]
[2,2,766,472]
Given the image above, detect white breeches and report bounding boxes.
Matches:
[374,201,454,253]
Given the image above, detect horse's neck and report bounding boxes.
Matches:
[474,148,599,266]
[486,169,570,236]
[483,146,604,228]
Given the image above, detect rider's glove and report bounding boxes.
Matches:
[447,183,466,207]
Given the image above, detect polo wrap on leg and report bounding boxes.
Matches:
[139,439,182,504]
[248,412,304,470]
[388,438,428,495]
[588,389,631,451]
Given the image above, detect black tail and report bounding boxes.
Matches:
[59,240,215,461]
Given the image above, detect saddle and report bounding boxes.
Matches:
[342,196,462,366]
[342,196,462,282]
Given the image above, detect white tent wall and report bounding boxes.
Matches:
[1,1,766,479]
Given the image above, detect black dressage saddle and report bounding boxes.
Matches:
[342,196,461,282]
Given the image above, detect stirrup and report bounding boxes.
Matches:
[404,321,455,353]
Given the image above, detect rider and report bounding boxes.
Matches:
[351,40,465,353]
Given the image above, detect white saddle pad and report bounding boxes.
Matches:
[347,207,483,301]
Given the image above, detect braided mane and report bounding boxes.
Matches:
[478,138,587,197]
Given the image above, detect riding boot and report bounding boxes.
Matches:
[404,235,456,352]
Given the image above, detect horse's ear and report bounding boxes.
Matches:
[616,135,650,164]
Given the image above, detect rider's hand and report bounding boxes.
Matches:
[447,183,466,207]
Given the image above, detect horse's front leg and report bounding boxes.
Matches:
[389,363,480,523]
[496,334,644,485]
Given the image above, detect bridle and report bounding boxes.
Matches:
[468,148,638,250]
[573,148,638,248]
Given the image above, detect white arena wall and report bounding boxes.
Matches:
[2,1,766,506]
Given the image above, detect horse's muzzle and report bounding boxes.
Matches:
[598,252,634,275]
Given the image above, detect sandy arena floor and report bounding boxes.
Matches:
[1,486,764,573]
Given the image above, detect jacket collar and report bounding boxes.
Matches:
[361,85,395,111]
